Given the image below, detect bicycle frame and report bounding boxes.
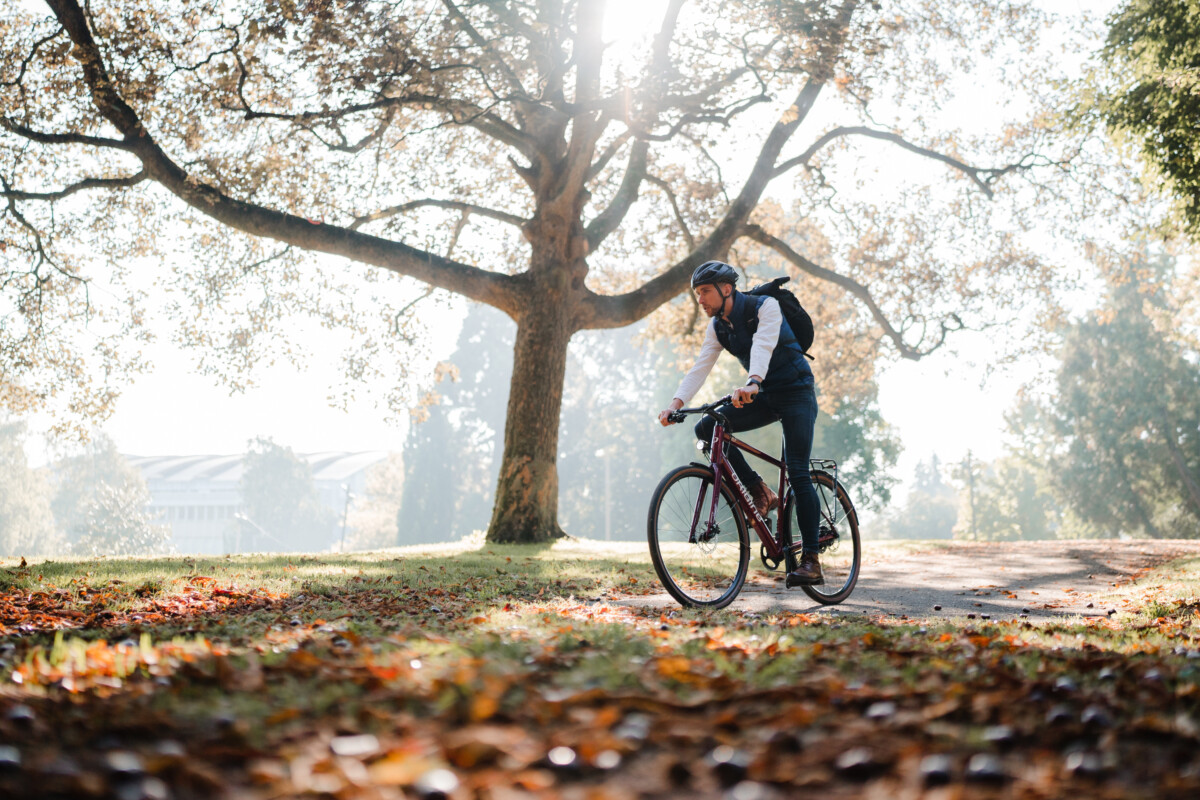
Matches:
[696,419,790,562]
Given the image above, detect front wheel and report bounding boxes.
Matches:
[779,470,861,604]
[647,464,750,609]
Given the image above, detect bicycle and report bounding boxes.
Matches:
[649,394,861,609]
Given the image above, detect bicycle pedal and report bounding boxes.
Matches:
[785,571,824,588]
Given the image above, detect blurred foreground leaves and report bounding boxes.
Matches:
[2,546,1200,798]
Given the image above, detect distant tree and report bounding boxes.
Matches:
[0,420,59,557]
[951,455,1059,541]
[400,307,512,544]
[239,438,335,551]
[1035,252,1200,537]
[51,433,168,556]
[885,454,957,540]
[557,326,670,540]
[345,453,405,551]
[1,0,1086,542]
[1096,0,1200,236]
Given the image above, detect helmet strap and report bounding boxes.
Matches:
[719,284,735,319]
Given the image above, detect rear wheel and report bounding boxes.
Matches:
[647,465,750,608]
[778,470,861,604]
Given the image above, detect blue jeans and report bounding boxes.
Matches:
[694,385,820,558]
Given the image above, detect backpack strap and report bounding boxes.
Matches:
[742,292,760,334]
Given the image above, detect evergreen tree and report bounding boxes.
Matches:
[885,455,957,540]
[1096,0,1200,236]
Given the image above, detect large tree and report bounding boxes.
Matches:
[2,0,1076,542]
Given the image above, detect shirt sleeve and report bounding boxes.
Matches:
[748,296,782,380]
[672,321,723,405]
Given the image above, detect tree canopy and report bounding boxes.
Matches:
[1097,0,1200,236]
[1,0,1088,541]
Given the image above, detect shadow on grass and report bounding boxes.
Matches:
[0,540,660,646]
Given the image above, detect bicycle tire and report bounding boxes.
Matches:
[647,464,750,609]
[778,470,861,604]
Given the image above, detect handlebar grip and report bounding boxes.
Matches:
[667,411,686,424]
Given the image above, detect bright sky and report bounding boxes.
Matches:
[22,0,1118,506]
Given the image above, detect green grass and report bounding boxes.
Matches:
[2,541,1200,798]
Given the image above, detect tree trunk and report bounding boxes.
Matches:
[1119,458,1161,539]
[487,299,573,543]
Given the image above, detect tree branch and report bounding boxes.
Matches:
[580,72,834,328]
[440,0,527,97]
[646,175,696,252]
[560,0,608,198]
[741,224,957,360]
[0,170,147,202]
[349,199,527,231]
[41,0,522,315]
[587,131,631,180]
[1,26,65,89]
[584,140,648,251]
[0,117,133,151]
[774,125,1044,199]
[577,0,688,257]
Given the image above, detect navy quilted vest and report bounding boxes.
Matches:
[713,291,813,391]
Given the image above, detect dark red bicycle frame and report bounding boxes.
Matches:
[692,418,791,562]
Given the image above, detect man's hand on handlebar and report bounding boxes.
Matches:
[731,383,759,408]
[658,398,684,426]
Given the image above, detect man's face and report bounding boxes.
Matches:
[694,283,730,318]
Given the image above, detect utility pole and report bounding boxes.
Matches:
[604,448,612,541]
[339,484,353,553]
[965,450,977,540]
[595,447,612,541]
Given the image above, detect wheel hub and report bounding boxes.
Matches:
[695,522,720,552]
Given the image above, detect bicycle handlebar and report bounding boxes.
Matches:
[666,394,735,425]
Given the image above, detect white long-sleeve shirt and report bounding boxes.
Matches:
[672,296,783,405]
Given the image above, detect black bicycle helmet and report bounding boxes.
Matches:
[690,260,738,289]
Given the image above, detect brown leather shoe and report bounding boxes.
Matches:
[785,552,824,587]
[749,480,778,518]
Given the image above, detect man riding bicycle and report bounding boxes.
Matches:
[658,261,823,586]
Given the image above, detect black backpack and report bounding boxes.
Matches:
[744,276,815,358]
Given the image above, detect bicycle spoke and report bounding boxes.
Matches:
[648,467,749,608]
[780,471,861,605]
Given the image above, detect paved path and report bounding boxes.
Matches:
[622,540,1200,619]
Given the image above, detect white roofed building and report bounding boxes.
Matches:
[126,452,389,554]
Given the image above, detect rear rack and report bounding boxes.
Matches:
[809,458,838,487]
